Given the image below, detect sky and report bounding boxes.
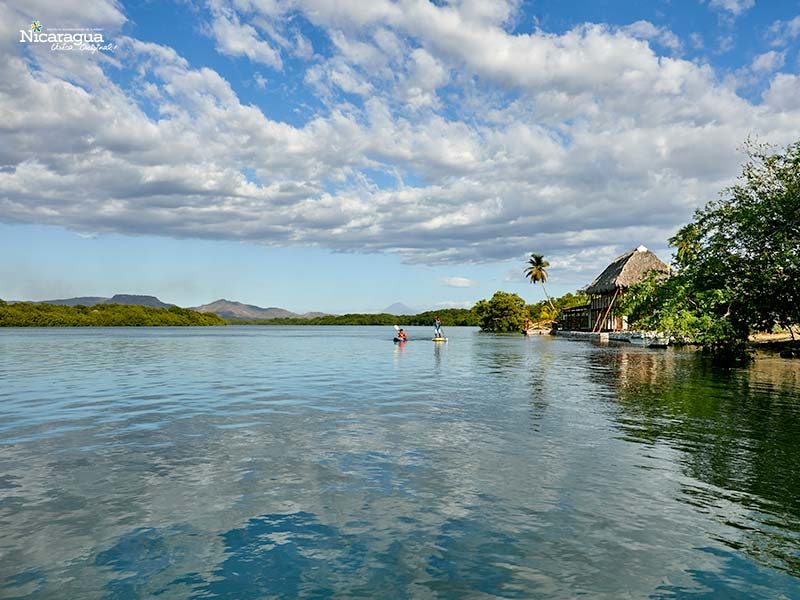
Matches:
[1,0,799,312]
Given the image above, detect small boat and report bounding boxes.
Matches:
[393,337,408,342]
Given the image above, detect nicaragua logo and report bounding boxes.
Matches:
[19,19,115,53]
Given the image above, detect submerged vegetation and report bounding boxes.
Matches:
[620,140,800,362]
[0,301,225,327]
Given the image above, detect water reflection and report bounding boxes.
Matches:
[197,512,366,599]
[1,327,800,598]
[95,525,201,599]
[588,346,800,576]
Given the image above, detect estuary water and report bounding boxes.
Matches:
[1,326,799,599]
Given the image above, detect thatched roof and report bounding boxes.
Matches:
[585,246,669,295]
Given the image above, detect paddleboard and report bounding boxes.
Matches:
[432,337,447,342]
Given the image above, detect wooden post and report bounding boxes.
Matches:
[590,302,602,333]
[592,288,619,333]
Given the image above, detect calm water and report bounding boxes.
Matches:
[1,326,800,599]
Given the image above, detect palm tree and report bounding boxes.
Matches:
[524,253,556,313]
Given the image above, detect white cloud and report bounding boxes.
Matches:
[708,0,755,17]
[624,21,682,53]
[443,277,476,288]
[767,15,800,47]
[4,0,126,30]
[763,74,800,112]
[750,50,785,73]
[715,34,735,54]
[728,50,787,91]
[432,300,473,309]
[2,0,800,272]
[305,59,374,97]
[401,48,449,109]
[293,32,314,59]
[208,4,282,68]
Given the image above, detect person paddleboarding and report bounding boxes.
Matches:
[433,316,446,341]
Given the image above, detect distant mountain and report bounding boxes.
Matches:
[38,296,108,307]
[107,294,173,308]
[382,302,416,315]
[191,299,322,320]
[14,294,329,319]
[35,294,172,308]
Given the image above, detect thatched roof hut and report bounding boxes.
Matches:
[585,246,669,295]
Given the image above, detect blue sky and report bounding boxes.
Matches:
[2,0,800,311]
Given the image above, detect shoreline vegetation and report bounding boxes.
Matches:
[0,301,225,327]
[618,140,799,363]
[1,297,797,356]
[0,302,479,328]
[227,308,478,327]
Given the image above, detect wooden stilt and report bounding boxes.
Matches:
[592,288,620,333]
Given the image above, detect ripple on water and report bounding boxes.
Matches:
[1,327,800,598]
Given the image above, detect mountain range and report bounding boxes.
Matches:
[190,299,327,320]
[11,294,325,320]
[33,294,173,309]
[9,294,452,318]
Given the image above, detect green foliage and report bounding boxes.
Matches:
[0,302,226,327]
[473,291,529,332]
[620,272,743,357]
[233,308,478,327]
[524,253,549,284]
[524,253,556,311]
[529,291,589,323]
[621,139,800,362]
[407,309,478,327]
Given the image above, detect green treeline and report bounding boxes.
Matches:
[0,301,226,327]
[234,296,594,330]
[473,291,528,332]
[620,140,800,362]
[529,292,589,322]
[472,291,590,332]
[231,308,479,326]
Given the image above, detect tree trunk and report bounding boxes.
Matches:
[542,283,556,313]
